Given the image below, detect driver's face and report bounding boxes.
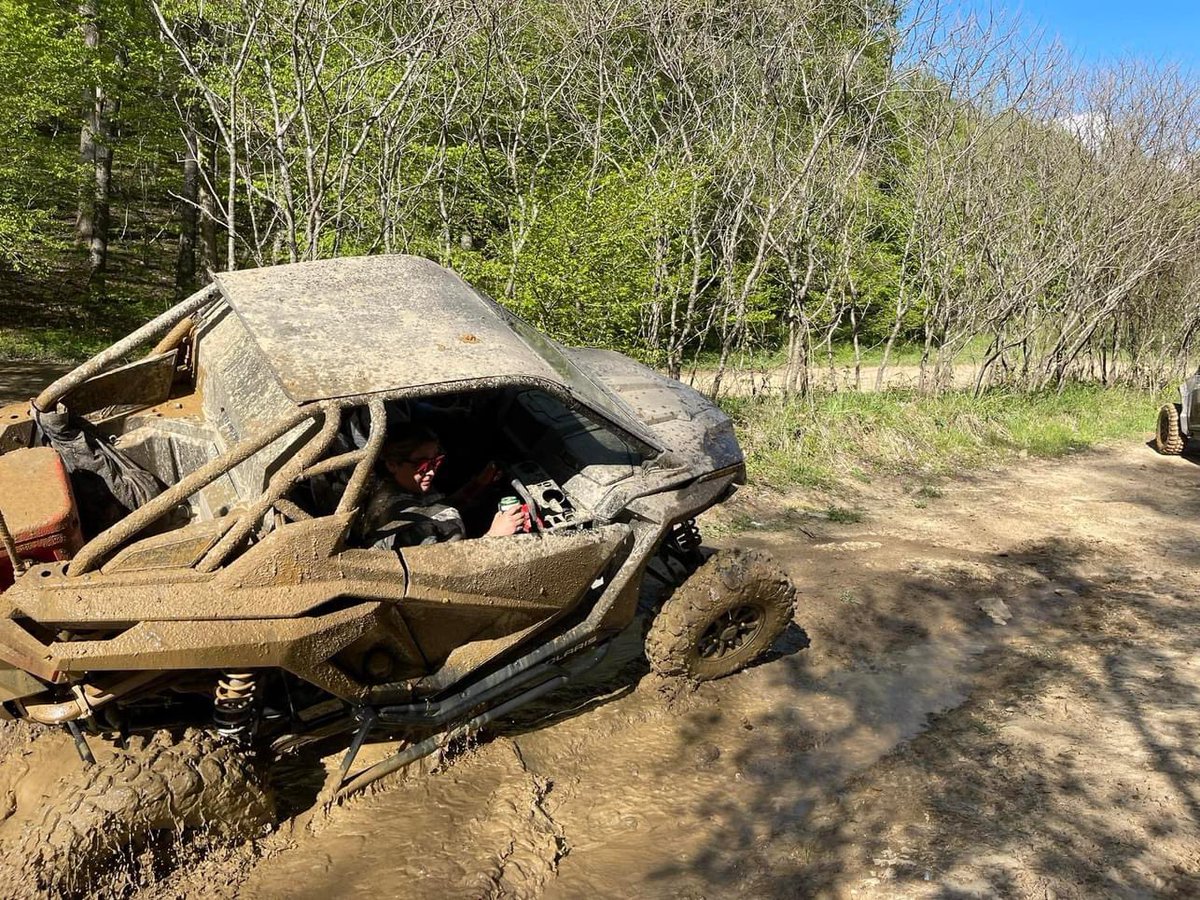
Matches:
[386,440,443,495]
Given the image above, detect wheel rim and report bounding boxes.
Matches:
[696,605,764,659]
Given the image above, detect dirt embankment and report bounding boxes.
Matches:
[0,381,1197,897]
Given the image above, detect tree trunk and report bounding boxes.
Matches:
[199,134,219,275]
[77,0,108,286]
[91,127,112,286]
[175,124,200,299]
[850,306,862,391]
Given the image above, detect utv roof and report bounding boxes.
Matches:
[212,255,659,447]
[215,256,560,402]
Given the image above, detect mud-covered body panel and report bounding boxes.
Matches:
[0,516,631,701]
[566,348,742,473]
[210,256,660,449]
[566,349,743,481]
[1180,369,1200,436]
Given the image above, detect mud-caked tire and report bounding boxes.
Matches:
[646,549,796,681]
[1155,403,1186,455]
[12,728,274,897]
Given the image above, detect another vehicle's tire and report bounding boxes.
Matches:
[1155,403,1186,455]
[13,728,274,897]
[646,548,796,681]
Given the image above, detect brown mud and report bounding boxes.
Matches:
[0,354,1197,897]
[152,441,1200,896]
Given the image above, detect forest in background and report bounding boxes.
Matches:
[2,0,1199,397]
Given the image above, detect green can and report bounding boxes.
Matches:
[498,495,521,512]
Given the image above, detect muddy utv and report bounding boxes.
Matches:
[0,255,796,890]
[1155,371,1200,454]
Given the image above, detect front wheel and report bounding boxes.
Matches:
[1155,403,1186,455]
[646,549,796,681]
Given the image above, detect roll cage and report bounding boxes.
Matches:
[24,283,663,579]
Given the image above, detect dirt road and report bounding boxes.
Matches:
[91,437,1192,899]
[0,354,1197,897]
[684,362,979,396]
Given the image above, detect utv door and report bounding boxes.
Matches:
[396,524,631,684]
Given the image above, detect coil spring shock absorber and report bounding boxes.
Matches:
[214,671,260,742]
[650,519,704,589]
[665,518,703,570]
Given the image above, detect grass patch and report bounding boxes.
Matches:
[727,514,764,532]
[722,384,1164,489]
[826,504,865,524]
[912,483,944,508]
[0,326,115,362]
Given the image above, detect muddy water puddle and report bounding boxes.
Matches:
[241,627,985,898]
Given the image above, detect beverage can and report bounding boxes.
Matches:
[499,496,521,512]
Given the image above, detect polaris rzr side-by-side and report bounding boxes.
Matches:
[0,255,797,891]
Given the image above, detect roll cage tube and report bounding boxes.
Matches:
[67,397,387,577]
[66,372,651,577]
[67,405,318,575]
[33,284,220,413]
[336,398,387,516]
[195,409,341,572]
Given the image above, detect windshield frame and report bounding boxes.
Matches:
[465,285,663,453]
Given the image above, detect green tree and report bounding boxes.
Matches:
[0,0,87,270]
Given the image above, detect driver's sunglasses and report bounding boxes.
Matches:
[407,452,446,477]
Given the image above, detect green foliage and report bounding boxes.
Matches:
[0,0,182,273]
[0,0,1196,406]
[482,172,656,351]
[0,0,87,268]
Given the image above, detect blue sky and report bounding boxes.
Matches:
[938,1,1200,65]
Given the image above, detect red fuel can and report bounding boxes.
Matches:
[0,447,83,590]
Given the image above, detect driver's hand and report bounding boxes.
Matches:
[486,505,525,537]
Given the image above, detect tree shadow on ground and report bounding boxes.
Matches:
[621,453,1200,898]
[0,360,70,405]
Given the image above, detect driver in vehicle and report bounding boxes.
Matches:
[360,424,525,549]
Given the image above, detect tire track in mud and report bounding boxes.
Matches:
[240,739,565,900]
[234,594,1002,898]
